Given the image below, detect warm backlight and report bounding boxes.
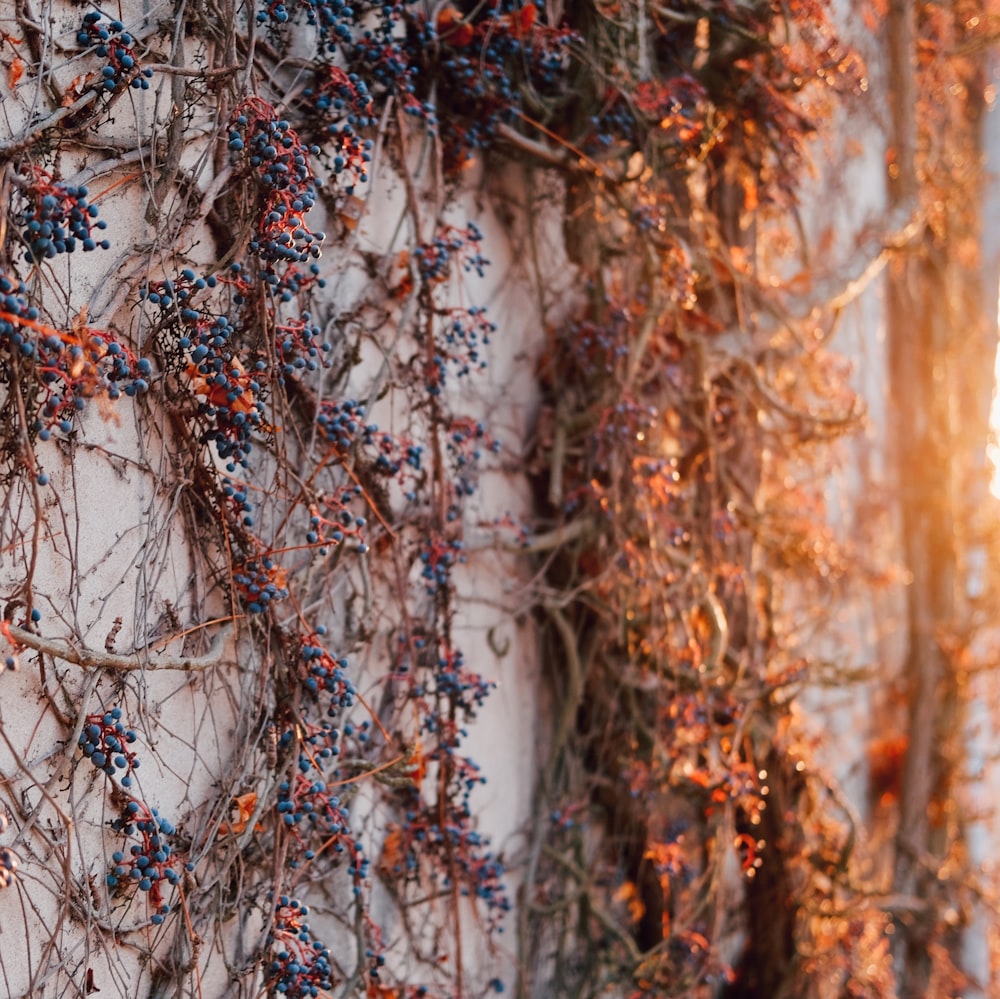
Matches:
[989,331,1000,499]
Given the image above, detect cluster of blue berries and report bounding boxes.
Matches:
[143,274,267,469]
[79,708,139,786]
[593,75,708,154]
[414,222,489,284]
[221,477,254,525]
[430,645,494,722]
[107,801,181,920]
[76,12,153,92]
[267,261,326,303]
[142,269,220,312]
[352,7,425,113]
[388,796,510,931]
[227,99,325,272]
[352,431,422,494]
[36,329,149,420]
[266,897,335,998]
[302,67,375,192]
[191,352,266,468]
[304,497,367,555]
[251,0,576,172]
[447,420,498,464]
[277,771,350,839]
[447,826,509,928]
[0,272,148,454]
[0,273,37,340]
[562,316,629,381]
[315,398,377,451]
[585,100,639,150]
[442,419,500,515]
[233,555,288,613]
[591,398,658,469]
[299,641,357,711]
[386,624,508,929]
[397,3,577,173]
[15,167,109,261]
[418,537,465,596]
[0,813,17,889]
[274,317,332,380]
[256,0,363,45]
[437,306,494,382]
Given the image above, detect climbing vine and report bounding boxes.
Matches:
[0,0,996,996]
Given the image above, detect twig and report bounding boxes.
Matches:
[0,91,101,159]
[4,622,234,672]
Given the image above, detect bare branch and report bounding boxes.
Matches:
[4,623,235,672]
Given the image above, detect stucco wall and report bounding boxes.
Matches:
[0,2,570,992]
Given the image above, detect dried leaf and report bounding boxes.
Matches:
[8,57,24,89]
[218,791,258,837]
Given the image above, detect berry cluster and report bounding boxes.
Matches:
[385,619,507,929]
[142,269,219,312]
[440,419,500,519]
[187,352,265,468]
[277,771,351,840]
[302,67,375,192]
[107,800,181,920]
[227,99,325,276]
[297,640,357,711]
[414,223,489,284]
[0,273,149,450]
[251,0,578,172]
[585,96,641,151]
[438,306,494,381]
[304,496,366,555]
[0,813,17,890]
[0,273,37,345]
[386,794,510,931]
[405,3,577,172]
[591,397,658,469]
[32,326,149,430]
[265,897,335,998]
[221,476,255,525]
[79,708,139,787]
[354,19,425,122]
[15,166,109,262]
[143,275,267,469]
[233,555,288,614]
[315,397,377,451]
[418,536,465,596]
[256,0,367,47]
[559,314,630,383]
[76,12,153,92]
[271,645,372,878]
[358,430,424,494]
[274,316,332,380]
[430,645,494,723]
[291,719,341,762]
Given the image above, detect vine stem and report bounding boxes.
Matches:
[3,622,234,672]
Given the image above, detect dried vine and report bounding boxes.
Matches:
[0,0,996,997]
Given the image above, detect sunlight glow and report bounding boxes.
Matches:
[989,305,1000,499]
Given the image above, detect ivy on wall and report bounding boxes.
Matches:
[0,0,997,996]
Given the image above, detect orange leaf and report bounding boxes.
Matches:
[612,880,646,923]
[218,791,258,837]
[512,3,536,37]
[403,738,426,784]
[380,823,406,875]
[8,57,24,88]
[437,7,474,45]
